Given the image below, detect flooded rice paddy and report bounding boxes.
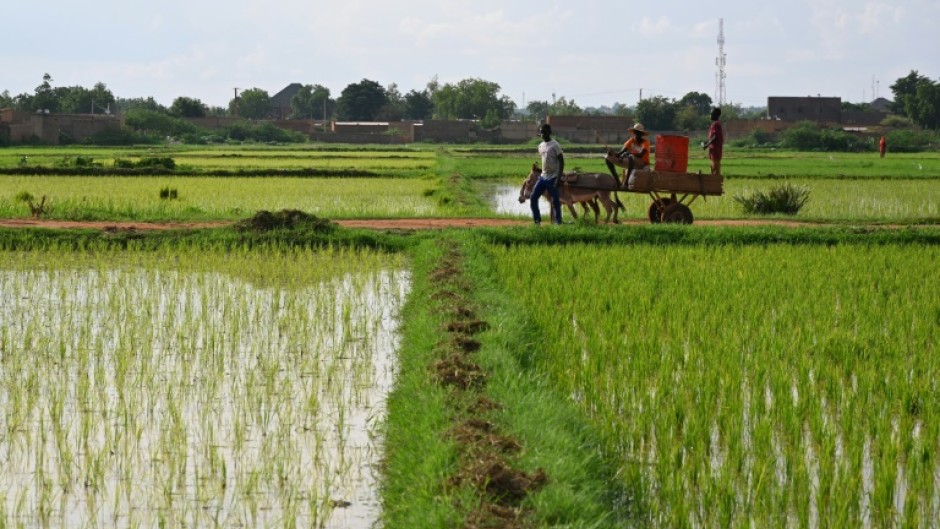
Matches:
[0,250,409,528]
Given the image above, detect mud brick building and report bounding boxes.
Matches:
[1,108,123,144]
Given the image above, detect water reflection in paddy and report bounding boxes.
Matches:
[0,257,409,529]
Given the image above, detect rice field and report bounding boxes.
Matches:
[0,247,410,528]
[490,242,940,527]
[488,178,940,222]
[453,151,940,181]
[0,146,437,174]
[0,176,442,221]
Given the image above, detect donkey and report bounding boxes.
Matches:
[518,164,624,223]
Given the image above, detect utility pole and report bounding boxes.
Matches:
[233,88,240,117]
[715,18,727,107]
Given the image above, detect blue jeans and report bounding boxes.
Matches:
[531,176,562,224]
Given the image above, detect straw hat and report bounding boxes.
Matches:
[628,123,648,135]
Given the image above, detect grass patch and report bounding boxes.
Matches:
[734,182,811,214]
[383,234,635,528]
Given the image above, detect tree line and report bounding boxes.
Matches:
[3,71,939,133]
[2,74,723,130]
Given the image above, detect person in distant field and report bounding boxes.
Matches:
[879,135,887,158]
[605,123,651,186]
[702,107,724,176]
[531,123,564,225]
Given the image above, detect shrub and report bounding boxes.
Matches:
[249,123,306,143]
[15,191,52,218]
[733,128,777,148]
[781,121,869,152]
[124,109,205,137]
[86,128,160,146]
[886,129,938,153]
[52,156,101,168]
[734,183,810,215]
[159,186,179,200]
[881,115,915,128]
[136,157,176,170]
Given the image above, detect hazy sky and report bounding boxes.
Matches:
[2,0,936,110]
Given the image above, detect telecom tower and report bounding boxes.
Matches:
[715,18,727,107]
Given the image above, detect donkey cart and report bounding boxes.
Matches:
[605,134,723,225]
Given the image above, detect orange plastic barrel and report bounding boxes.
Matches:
[654,135,689,173]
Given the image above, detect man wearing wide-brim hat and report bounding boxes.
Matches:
[605,123,651,188]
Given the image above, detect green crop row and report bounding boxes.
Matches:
[489,242,940,527]
[0,176,443,221]
[2,174,939,223]
[453,151,940,180]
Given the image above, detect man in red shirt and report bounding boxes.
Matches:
[702,107,723,176]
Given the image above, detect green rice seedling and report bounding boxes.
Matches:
[490,242,940,526]
[0,247,410,528]
[488,176,940,222]
[0,176,443,220]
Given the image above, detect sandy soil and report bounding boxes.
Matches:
[0,217,932,231]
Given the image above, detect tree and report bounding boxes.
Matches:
[635,96,677,130]
[378,83,405,121]
[206,106,228,117]
[677,92,713,116]
[550,96,581,116]
[169,96,207,118]
[675,105,705,131]
[841,101,872,111]
[674,92,713,130]
[426,76,440,96]
[290,84,333,119]
[526,100,551,121]
[10,76,115,114]
[336,79,388,121]
[890,71,940,130]
[230,88,270,119]
[432,78,515,120]
[14,73,57,112]
[912,81,940,130]
[610,102,633,117]
[0,90,12,109]
[403,89,434,119]
[481,109,501,129]
[890,70,927,117]
[115,97,167,114]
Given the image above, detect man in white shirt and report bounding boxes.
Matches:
[532,123,565,225]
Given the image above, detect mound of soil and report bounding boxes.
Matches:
[234,209,334,232]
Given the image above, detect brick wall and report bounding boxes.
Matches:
[333,122,389,133]
[500,121,538,142]
[186,117,242,129]
[767,97,841,124]
[842,110,887,127]
[415,120,481,143]
[309,131,407,144]
[547,115,634,131]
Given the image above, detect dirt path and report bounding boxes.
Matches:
[0,217,934,231]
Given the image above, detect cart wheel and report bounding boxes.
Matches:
[647,198,674,224]
[662,203,694,224]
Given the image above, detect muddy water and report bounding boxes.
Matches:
[0,265,410,529]
[485,181,538,217]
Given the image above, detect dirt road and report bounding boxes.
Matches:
[0,218,932,231]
